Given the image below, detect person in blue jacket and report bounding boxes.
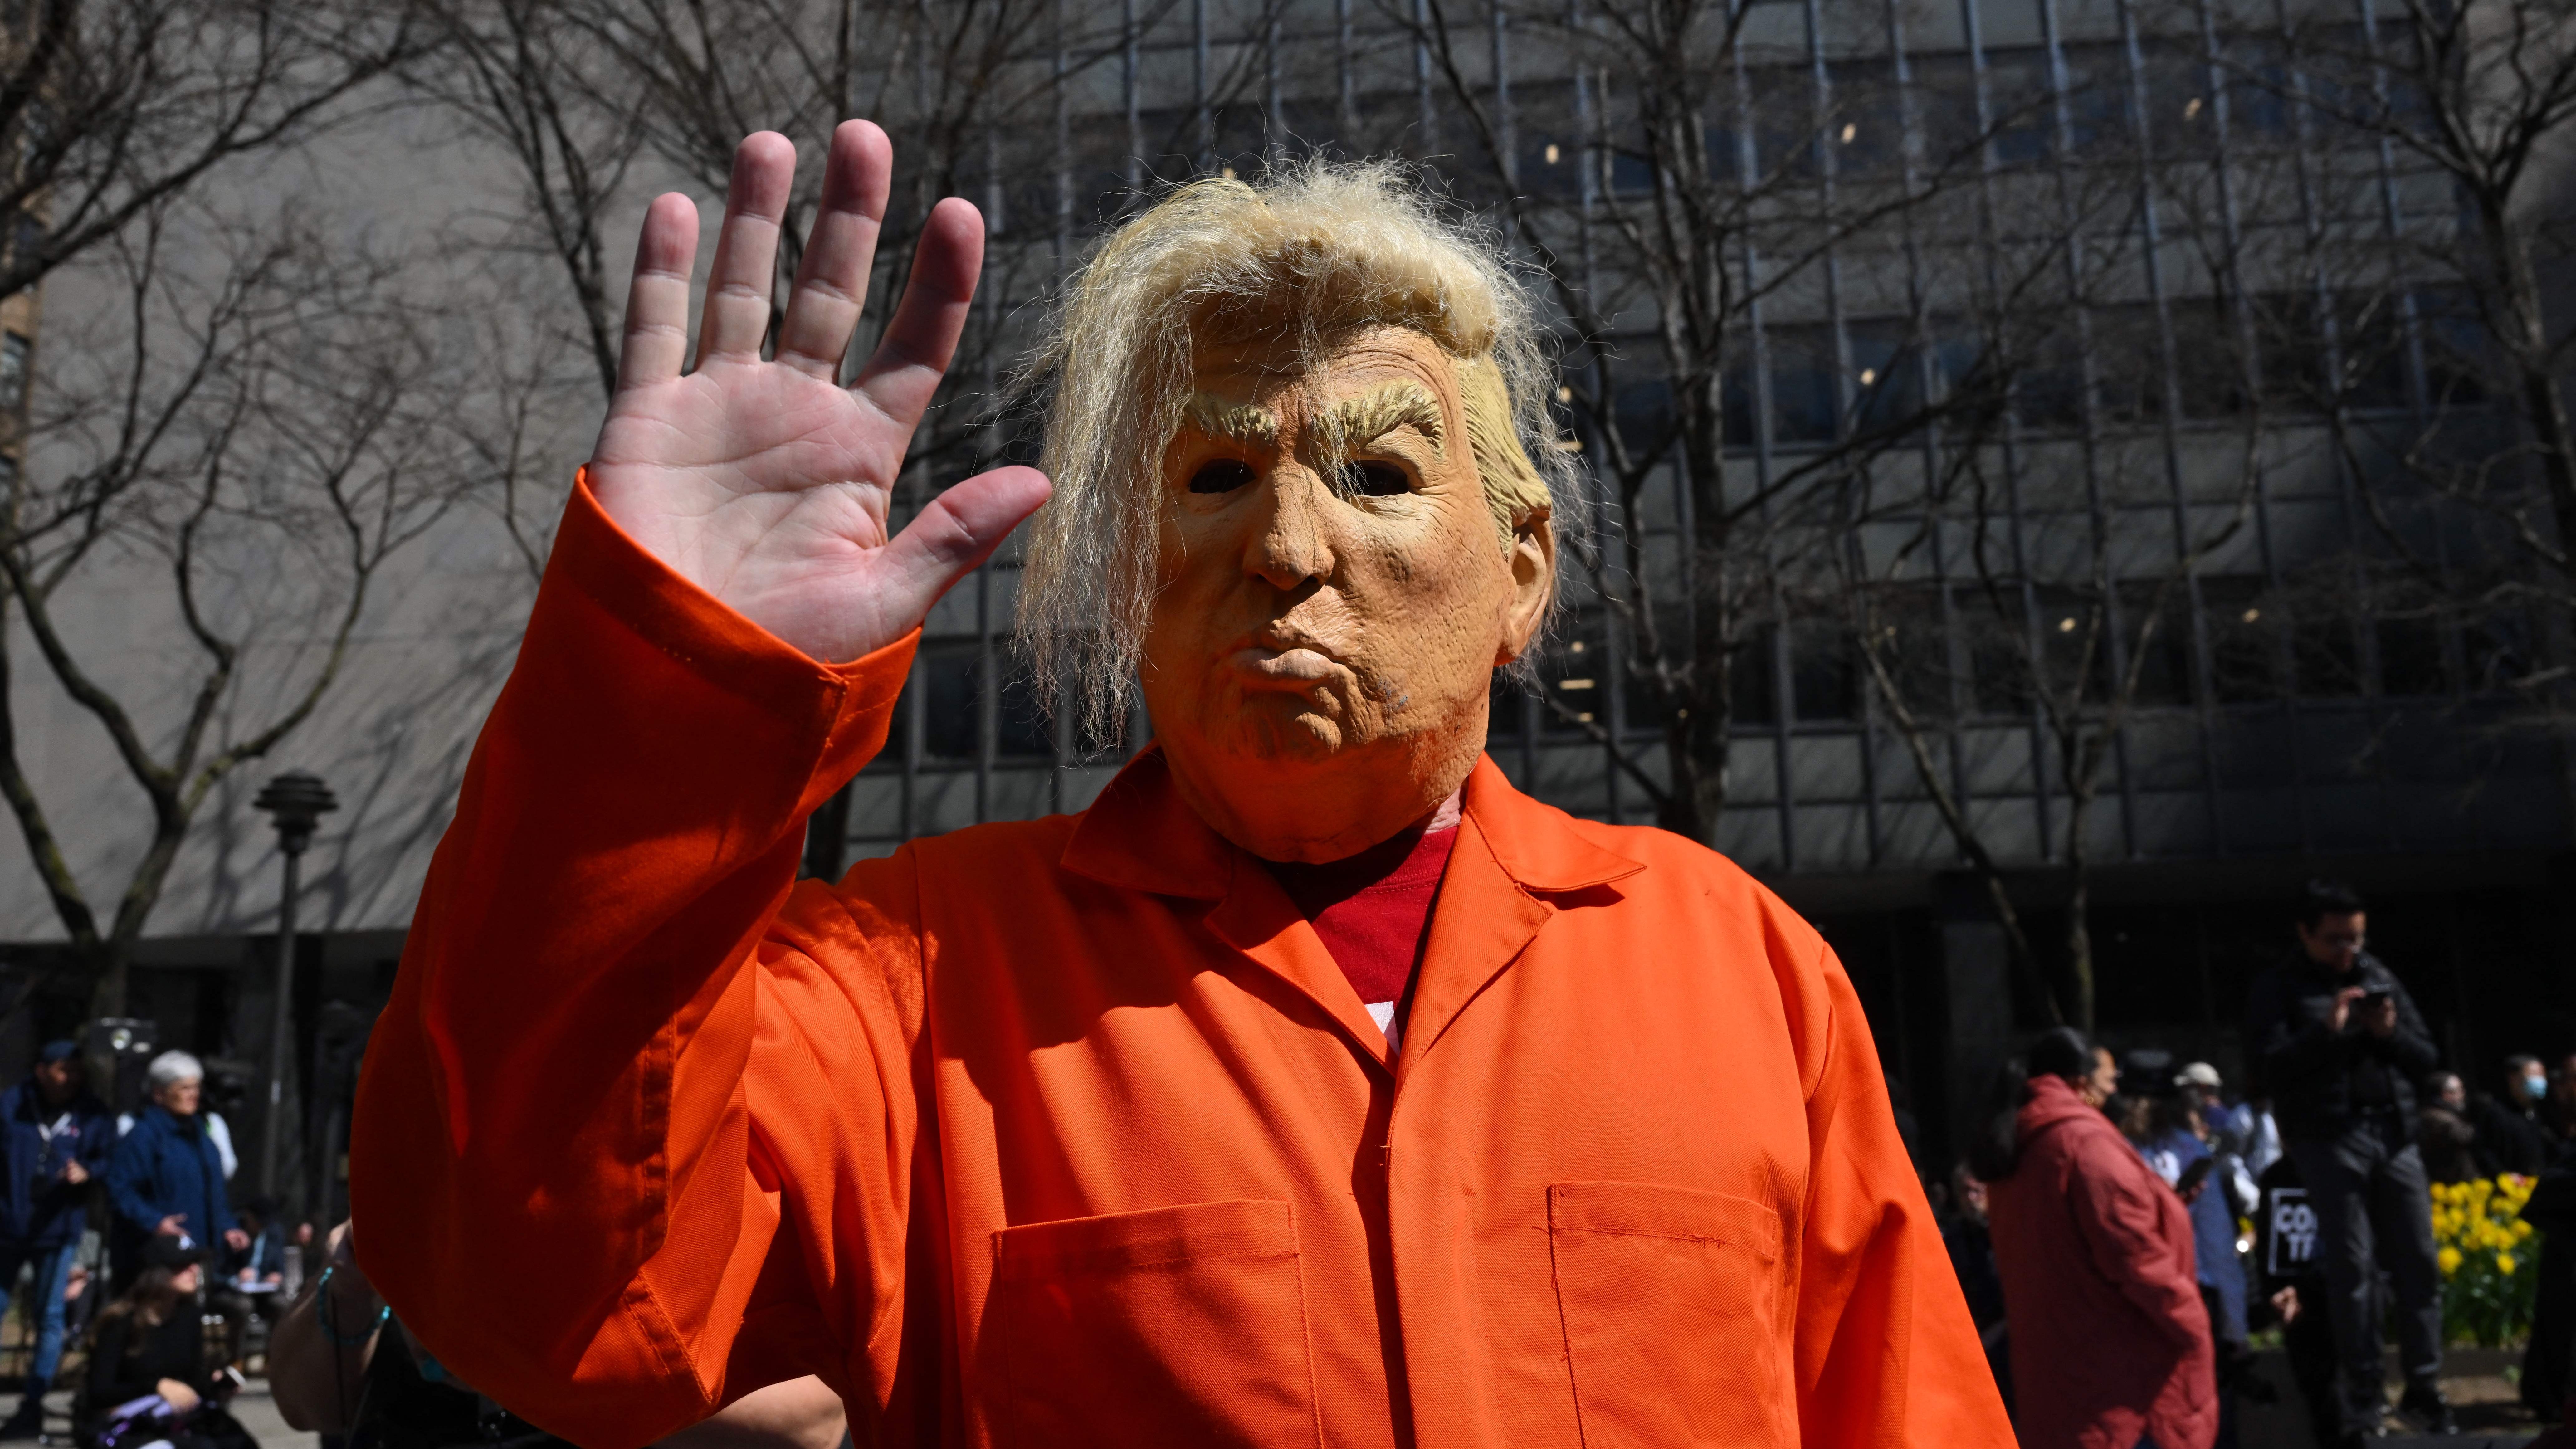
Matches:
[106,1052,245,1293]
[0,1041,112,1437]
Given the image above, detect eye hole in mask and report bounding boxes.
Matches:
[1336,461,1410,498]
[1189,459,1259,494]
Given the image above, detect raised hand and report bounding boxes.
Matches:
[585,122,1051,664]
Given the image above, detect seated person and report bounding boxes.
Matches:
[208,1198,295,1366]
[81,1239,252,1449]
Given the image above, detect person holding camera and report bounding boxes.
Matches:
[2244,881,2449,1444]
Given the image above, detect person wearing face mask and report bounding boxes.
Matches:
[2471,1054,2553,1178]
[2549,1053,2576,1153]
[346,133,2008,1449]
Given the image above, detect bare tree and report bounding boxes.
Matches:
[0,202,477,1017]
[402,0,1203,581]
[0,0,427,309]
[1402,0,2075,845]
[1825,4,2295,1029]
[2237,0,2576,656]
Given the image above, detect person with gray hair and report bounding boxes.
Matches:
[106,1049,243,1289]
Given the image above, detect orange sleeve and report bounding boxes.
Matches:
[1785,934,2017,1446]
[347,475,920,1449]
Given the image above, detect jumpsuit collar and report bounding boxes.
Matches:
[1061,749,1645,1075]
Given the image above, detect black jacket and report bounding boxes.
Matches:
[2244,950,2439,1141]
[85,1308,207,1410]
[2470,1092,2554,1177]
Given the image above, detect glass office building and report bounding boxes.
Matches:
[808,0,2574,1150]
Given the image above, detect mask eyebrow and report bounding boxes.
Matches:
[1305,378,1446,460]
[1184,392,1281,444]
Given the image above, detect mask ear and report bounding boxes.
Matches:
[1496,512,1555,666]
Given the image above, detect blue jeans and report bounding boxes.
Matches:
[0,1240,82,1391]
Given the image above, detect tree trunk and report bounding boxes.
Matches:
[2065,870,2095,1034]
[85,941,129,1029]
[1676,369,1736,845]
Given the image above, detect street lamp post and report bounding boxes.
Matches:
[252,770,336,1202]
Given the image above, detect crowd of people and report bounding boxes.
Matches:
[1940,880,2576,1449]
[0,1039,851,1449]
[0,1044,305,1449]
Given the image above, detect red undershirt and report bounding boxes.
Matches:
[1261,824,1459,1049]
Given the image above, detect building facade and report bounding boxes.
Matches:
[815,0,2576,1156]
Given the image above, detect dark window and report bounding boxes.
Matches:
[2056,45,2136,155]
[2090,305,2166,426]
[2331,293,2412,412]
[1614,377,1675,455]
[2032,590,2113,703]
[1768,327,1838,444]
[2464,609,2532,694]
[2119,583,2195,708]
[1489,671,1528,744]
[2252,292,2329,413]
[1908,55,1987,174]
[1847,320,1929,437]
[1789,621,1857,722]
[923,649,978,761]
[2171,302,2252,419]
[1825,60,1905,178]
[2204,580,2282,704]
[1522,134,1585,199]
[1620,603,1686,738]
[2374,612,2448,697]
[1540,626,1608,737]
[2415,289,2490,407]
[2292,603,2364,699]
[2143,42,2220,159]
[2015,330,2089,432]
[2225,44,2295,140]
[1865,590,1957,720]
[1958,595,2032,716]
[997,670,1054,760]
[1731,627,1779,726]
[1984,50,2056,167]
[916,648,1055,763]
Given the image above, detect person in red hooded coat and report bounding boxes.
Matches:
[1974,1028,2216,1449]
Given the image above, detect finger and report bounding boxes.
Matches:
[696,132,798,363]
[777,120,894,377]
[876,466,1052,621]
[851,196,984,430]
[617,193,699,389]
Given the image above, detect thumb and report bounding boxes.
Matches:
[876,465,1053,620]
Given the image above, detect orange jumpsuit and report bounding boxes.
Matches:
[349,479,2015,1449]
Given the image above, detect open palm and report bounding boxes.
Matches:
[585,122,1050,664]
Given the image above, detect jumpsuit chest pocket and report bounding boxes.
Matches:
[1548,1181,1789,1448]
[991,1198,1322,1449]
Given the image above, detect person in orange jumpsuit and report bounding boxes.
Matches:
[349,122,2013,1449]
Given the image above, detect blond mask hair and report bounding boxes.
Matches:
[1013,159,1578,743]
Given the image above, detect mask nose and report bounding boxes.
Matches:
[1245,466,1336,593]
